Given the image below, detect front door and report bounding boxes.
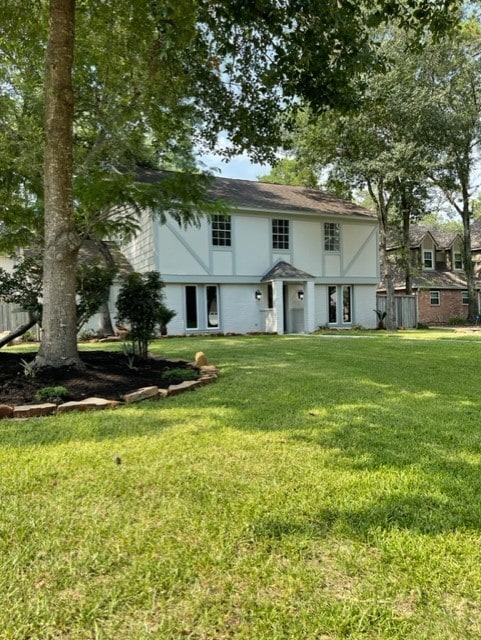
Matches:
[283,283,305,333]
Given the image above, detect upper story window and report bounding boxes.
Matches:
[423,250,433,269]
[272,219,289,250]
[324,222,340,252]
[454,252,463,270]
[211,215,231,247]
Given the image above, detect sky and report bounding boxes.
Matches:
[198,148,272,182]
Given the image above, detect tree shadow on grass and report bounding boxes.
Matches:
[0,403,178,449]
[250,490,481,543]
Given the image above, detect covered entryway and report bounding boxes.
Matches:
[260,261,315,334]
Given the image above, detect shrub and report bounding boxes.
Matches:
[20,329,37,343]
[161,367,198,385]
[34,386,69,403]
[116,271,176,358]
[78,328,97,341]
[447,316,467,326]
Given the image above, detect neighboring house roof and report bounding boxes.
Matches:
[407,269,468,290]
[387,225,461,251]
[409,225,434,247]
[135,169,376,220]
[430,228,461,250]
[261,261,314,282]
[379,267,468,292]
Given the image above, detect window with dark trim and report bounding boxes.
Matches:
[272,219,289,250]
[212,215,231,247]
[454,252,463,270]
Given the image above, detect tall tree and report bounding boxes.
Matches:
[286,103,433,328]
[37,0,78,367]
[416,22,481,322]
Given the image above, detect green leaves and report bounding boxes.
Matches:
[116,271,175,357]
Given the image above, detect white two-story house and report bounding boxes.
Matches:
[121,173,379,334]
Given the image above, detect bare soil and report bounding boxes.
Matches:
[0,350,196,405]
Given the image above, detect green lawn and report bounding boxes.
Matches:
[3,330,481,639]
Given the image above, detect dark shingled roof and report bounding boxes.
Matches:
[388,225,461,250]
[261,261,314,282]
[135,169,376,219]
[206,177,375,219]
[379,267,468,291]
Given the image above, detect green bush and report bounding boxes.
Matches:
[447,316,467,326]
[116,272,176,358]
[34,386,69,403]
[161,367,198,385]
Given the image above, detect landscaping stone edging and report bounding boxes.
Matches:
[0,360,219,420]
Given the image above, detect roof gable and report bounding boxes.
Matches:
[261,261,314,281]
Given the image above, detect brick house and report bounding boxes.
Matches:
[380,225,474,326]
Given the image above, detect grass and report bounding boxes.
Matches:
[2,330,481,638]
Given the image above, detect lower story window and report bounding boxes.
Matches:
[185,285,220,330]
[267,284,273,309]
[328,286,337,323]
[430,290,440,306]
[185,286,198,329]
[462,290,469,305]
[328,285,353,324]
[343,286,352,323]
[206,285,219,328]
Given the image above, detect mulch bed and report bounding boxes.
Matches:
[0,350,196,405]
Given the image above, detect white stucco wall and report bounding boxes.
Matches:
[118,204,379,335]
[353,285,378,328]
[164,283,267,335]
[235,216,270,274]
[313,284,377,329]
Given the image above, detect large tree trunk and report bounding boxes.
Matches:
[369,179,396,330]
[461,204,478,323]
[401,191,413,295]
[36,0,83,369]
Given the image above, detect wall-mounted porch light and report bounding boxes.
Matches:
[255,289,262,301]
[298,289,304,301]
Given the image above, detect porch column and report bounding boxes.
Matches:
[303,280,316,333]
[272,280,284,334]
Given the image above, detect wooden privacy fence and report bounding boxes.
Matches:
[376,294,417,329]
[0,303,32,333]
